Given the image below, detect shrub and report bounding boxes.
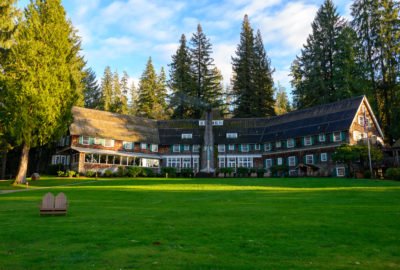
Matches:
[270,165,289,177]
[237,167,249,177]
[220,167,234,177]
[385,168,400,181]
[181,168,194,177]
[117,166,126,177]
[85,170,96,177]
[141,168,154,177]
[103,170,113,177]
[126,166,142,177]
[363,170,372,179]
[57,170,65,177]
[256,168,265,178]
[161,167,177,177]
[47,164,65,175]
[66,170,76,178]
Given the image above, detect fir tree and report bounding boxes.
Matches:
[231,15,255,117]
[110,70,122,113]
[156,67,169,119]
[253,30,275,117]
[119,71,129,114]
[100,66,113,111]
[129,81,138,116]
[274,82,291,115]
[83,67,101,109]
[169,34,195,119]
[137,57,158,119]
[2,0,85,183]
[190,24,223,117]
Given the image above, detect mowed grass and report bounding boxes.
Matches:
[0,177,399,270]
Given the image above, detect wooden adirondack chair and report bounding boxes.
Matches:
[40,193,55,215]
[54,192,68,215]
[39,192,68,216]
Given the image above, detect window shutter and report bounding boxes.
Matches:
[89,137,95,145]
[239,144,242,152]
[330,133,334,142]
[341,131,346,141]
[311,136,314,145]
[79,136,83,144]
[301,137,304,146]
[295,156,298,165]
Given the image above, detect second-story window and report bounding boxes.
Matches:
[151,144,158,152]
[319,134,326,142]
[305,154,314,164]
[304,136,312,146]
[183,145,190,151]
[333,132,342,142]
[173,144,180,153]
[276,141,282,148]
[287,139,295,148]
[264,143,271,151]
[123,141,133,150]
[218,144,225,152]
[193,145,200,152]
[228,144,235,151]
[104,139,114,148]
[254,144,260,151]
[181,133,192,139]
[141,143,147,150]
[241,144,249,152]
[81,136,90,145]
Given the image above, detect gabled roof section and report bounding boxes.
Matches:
[70,107,159,144]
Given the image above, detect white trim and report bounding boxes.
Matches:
[262,143,342,156]
[163,155,200,159]
[181,133,193,139]
[350,96,384,139]
[221,154,262,158]
[336,167,345,177]
[226,133,238,139]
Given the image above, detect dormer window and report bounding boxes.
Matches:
[181,133,192,139]
[287,139,294,148]
[304,136,312,146]
[151,144,158,152]
[123,141,133,150]
[173,144,180,152]
[226,133,238,139]
[333,132,342,142]
[140,143,147,150]
[104,139,114,148]
[264,143,271,151]
[276,141,282,148]
[212,120,224,126]
[199,120,205,126]
[319,134,326,142]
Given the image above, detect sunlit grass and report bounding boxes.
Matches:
[0,177,399,269]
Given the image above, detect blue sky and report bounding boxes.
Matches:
[18,0,352,98]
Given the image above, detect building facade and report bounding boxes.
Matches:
[53,96,384,177]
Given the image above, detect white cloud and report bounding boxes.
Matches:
[213,43,236,85]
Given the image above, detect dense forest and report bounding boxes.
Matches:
[0,0,399,182]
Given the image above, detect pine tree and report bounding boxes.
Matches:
[190,24,223,117]
[2,0,85,184]
[253,30,275,117]
[100,66,113,111]
[83,67,101,109]
[291,0,363,108]
[231,15,255,117]
[129,81,138,116]
[110,70,122,113]
[169,34,195,119]
[155,67,169,119]
[119,71,129,114]
[274,82,291,115]
[137,57,159,119]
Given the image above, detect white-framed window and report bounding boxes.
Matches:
[277,157,283,165]
[288,156,296,166]
[218,157,226,168]
[305,154,314,164]
[265,159,272,168]
[241,144,249,152]
[319,134,326,142]
[287,138,295,148]
[227,157,236,168]
[193,145,200,152]
[181,133,193,139]
[353,131,362,142]
[304,136,312,146]
[173,144,180,152]
[226,133,238,139]
[123,141,133,150]
[104,139,114,148]
[336,167,345,177]
[167,157,181,168]
[199,120,205,126]
[183,145,190,151]
[94,137,103,145]
[212,120,223,126]
[228,144,235,151]
[218,144,225,152]
[254,144,261,151]
[193,157,199,171]
[238,157,252,168]
[366,117,372,128]
[276,141,282,148]
[81,136,90,145]
[321,153,328,162]
[141,143,147,150]
[333,132,342,142]
[182,157,191,168]
[264,143,271,151]
[358,115,364,125]
[151,144,158,152]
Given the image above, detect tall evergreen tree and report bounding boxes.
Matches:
[110,70,122,113]
[169,34,195,119]
[100,66,113,111]
[156,67,169,119]
[137,57,159,119]
[129,80,138,116]
[253,30,275,117]
[231,15,255,117]
[119,71,129,114]
[2,0,85,184]
[82,67,101,109]
[190,24,223,117]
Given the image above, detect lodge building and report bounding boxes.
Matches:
[53,96,384,177]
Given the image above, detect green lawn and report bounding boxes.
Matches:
[0,177,399,270]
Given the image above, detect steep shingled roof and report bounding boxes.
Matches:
[70,107,159,144]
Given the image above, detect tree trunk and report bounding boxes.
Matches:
[14,144,30,185]
[1,151,7,180]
